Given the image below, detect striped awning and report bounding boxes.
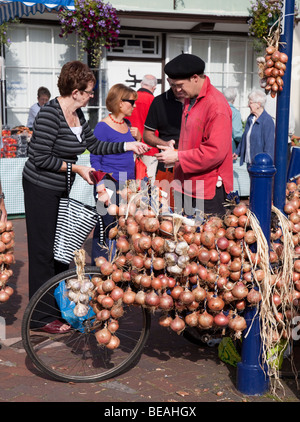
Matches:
[0,0,74,25]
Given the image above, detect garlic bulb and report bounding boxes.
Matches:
[164,239,176,253]
[175,240,189,256]
[164,252,178,266]
[67,278,81,291]
[73,302,89,317]
[177,254,190,268]
[167,265,183,275]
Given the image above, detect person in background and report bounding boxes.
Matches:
[223,87,243,151]
[127,74,158,184]
[143,79,184,208]
[233,89,275,169]
[22,61,148,334]
[27,86,51,129]
[156,53,233,218]
[90,83,143,263]
[0,181,7,223]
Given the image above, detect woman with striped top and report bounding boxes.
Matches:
[22,61,149,333]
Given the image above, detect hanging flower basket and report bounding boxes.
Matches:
[58,0,120,67]
[0,18,19,48]
[248,0,284,54]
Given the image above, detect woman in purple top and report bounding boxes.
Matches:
[90,84,142,263]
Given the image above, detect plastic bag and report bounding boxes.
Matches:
[54,281,95,333]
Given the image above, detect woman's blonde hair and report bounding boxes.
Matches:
[106,84,138,114]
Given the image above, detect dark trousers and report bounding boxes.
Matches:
[173,185,227,218]
[23,177,69,324]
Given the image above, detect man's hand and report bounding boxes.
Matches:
[155,145,179,166]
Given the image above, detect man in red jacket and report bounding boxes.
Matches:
[127,74,158,184]
[156,53,233,217]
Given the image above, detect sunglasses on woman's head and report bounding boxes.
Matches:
[122,99,136,106]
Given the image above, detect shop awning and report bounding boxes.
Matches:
[0,0,74,25]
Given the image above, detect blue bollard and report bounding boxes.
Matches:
[236,153,276,395]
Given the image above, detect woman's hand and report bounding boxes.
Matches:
[130,127,142,142]
[126,142,150,155]
[0,200,7,223]
[73,164,96,185]
[232,153,238,161]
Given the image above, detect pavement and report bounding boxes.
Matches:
[0,218,300,406]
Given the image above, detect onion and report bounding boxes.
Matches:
[132,255,144,269]
[207,295,225,312]
[95,328,112,345]
[159,292,174,310]
[107,319,119,334]
[107,204,119,216]
[170,315,185,333]
[0,290,10,302]
[134,290,146,305]
[159,314,172,327]
[108,226,118,239]
[101,295,114,309]
[116,237,130,253]
[198,311,214,329]
[214,312,229,327]
[170,285,184,299]
[106,335,120,350]
[96,309,111,321]
[247,288,262,305]
[138,235,152,250]
[145,290,160,308]
[159,220,173,235]
[198,248,210,265]
[224,214,239,227]
[153,257,165,271]
[229,315,247,332]
[100,261,114,276]
[232,281,248,299]
[233,203,248,217]
[123,288,136,304]
[179,289,195,305]
[294,260,300,273]
[235,299,246,311]
[193,286,206,302]
[110,286,124,302]
[200,231,215,248]
[102,279,115,293]
[185,312,199,327]
[144,217,159,233]
[216,237,229,250]
[110,305,124,319]
[152,237,165,254]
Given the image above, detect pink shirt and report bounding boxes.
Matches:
[174,76,233,199]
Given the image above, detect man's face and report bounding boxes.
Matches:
[167,75,199,99]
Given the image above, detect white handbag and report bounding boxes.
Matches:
[53,162,104,264]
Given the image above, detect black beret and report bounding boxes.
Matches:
[164,54,205,79]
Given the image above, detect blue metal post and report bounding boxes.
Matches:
[236,153,276,395]
[273,0,295,212]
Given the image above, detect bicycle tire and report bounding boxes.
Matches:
[22,266,151,383]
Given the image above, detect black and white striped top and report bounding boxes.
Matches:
[22,98,125,191]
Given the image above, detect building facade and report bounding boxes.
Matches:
[3,0,300,134]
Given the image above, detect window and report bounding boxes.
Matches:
[109,33,161,58]
[4,23,105,128]
[167,35,259,120]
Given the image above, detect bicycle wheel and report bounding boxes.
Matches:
[22,266,151,383]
